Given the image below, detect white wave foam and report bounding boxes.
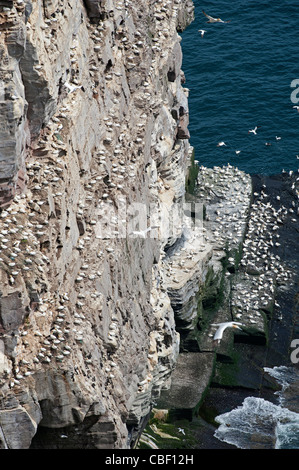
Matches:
[264,365,297,387]
[214,396,299,449]
[264,365,299,406]
[276,420,299,449]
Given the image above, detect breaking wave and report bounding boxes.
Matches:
[214,367,299,449]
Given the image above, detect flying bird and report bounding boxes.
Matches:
[202,10,230,23]
[212,322,243,344]
[129,226,159,239]
[248,126,260,135]
[198,29,207,37]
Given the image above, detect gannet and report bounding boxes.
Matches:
[129,226,159,238]
[248,126,260,135]
[64,81,83,93]
[235,150,241,155]
[198,29,207,37]
[212,322,243,344]
[217,141,226,147]
[202,10,230,23]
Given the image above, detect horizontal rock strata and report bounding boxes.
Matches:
[1,1,297,450]
[0,0,195,449]
[152,168,299,421]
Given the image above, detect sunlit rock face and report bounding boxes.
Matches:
[0,0,196,448]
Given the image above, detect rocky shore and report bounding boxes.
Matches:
[139,169,299,449]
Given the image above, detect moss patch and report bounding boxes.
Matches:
[185,149,199,195]
[212,349,242,387]
[138,417,201,449]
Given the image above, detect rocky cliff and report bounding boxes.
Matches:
[0,0,197,448]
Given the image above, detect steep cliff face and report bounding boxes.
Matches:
[0,0,195,448]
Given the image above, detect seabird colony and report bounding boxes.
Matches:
[196,165,297,335]
[0,0,187,389]
[231,180,296,328]
[197,164,252,251]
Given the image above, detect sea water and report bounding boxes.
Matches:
[180,1,299,448]
[214,367,299,449]
[268,367,299,449]
[181,0,299,175]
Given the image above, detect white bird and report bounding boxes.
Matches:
[64,81,83,93]
[202,10,230,23]
[275,136,281,141]
[198,29,207,37]
[293,106,299,112]
[248,126,260,135]
[235,150,241,155]
[211,322,243,344]
[217,141,226,147]
[130,226,159,239]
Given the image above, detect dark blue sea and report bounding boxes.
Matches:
[180,1,299,449]
[181,0,299,175]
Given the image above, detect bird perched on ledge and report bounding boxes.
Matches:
[63,81,83,93]
[211,321,243,344]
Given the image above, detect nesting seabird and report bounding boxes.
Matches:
[129,226,159,238]
[64,81,83,93]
